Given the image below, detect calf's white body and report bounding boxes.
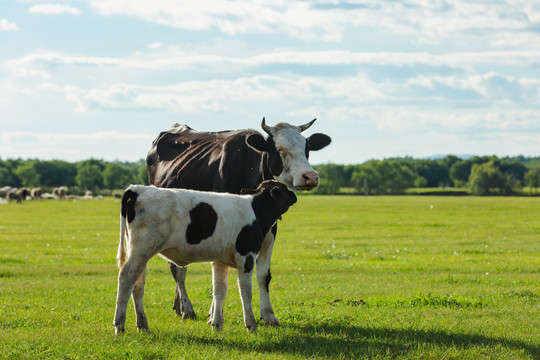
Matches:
[113,181,296,334]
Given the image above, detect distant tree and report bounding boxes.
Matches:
[76,159,104,191]
[103,163,132,189]
[414,176,428,188]
[468,161,511,195]
[352,160,415,195]
[0,164,18,187]
[136,164,149,185]
[34,160,77,187]
[525,168,540,195]
[314,164,346,194]
[14,162,41,188]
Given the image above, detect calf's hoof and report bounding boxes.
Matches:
[262,315,280,327]
[246,324,258,333]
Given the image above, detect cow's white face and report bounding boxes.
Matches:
[246,119,331,192]
[270,123,319,191]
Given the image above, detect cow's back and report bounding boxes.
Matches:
[146,124,264,193]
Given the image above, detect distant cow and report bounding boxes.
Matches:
[146,118,331,324]
[113,180,297,334]
[53,187,66,199]
[17,187,30,200]
[7,191,22,203]
[0,186,13,199]
[31,187,42,200]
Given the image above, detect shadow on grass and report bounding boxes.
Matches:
[175,321,539,359]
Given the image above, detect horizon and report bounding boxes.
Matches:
[1,1,540,164]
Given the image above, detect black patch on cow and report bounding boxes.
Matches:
[186,202,218,244]
[265,137,284,177]
[271,223,278,238]
[235,222,264,256]
[244,255,254,273]
[265,270,272,293]
[121,189,138,223]
[169,262,178,278]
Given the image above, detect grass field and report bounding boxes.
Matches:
[1,196,539,359]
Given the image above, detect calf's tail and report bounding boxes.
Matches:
[118,187,138,269]
[117,213,127,268]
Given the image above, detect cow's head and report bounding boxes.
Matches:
[246,118,331,191]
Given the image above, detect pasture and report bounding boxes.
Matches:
[0,196,539,359]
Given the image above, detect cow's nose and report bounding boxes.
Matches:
[302,171,319,186]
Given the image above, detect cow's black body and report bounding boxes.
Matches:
[147,125,274,193]
[146,120,331,322]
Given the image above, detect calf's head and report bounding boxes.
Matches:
[242,180,297,217]
[246,118,331,191]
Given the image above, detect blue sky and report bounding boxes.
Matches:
[1,0,539,164]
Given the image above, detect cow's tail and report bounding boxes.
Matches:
[118,187,138,269]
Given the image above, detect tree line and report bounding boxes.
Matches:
[2,155,540,196]
[314,155,540,195]
[0,158,148,195]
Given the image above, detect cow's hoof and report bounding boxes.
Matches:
[115,327,125,335]
[211,323,223,332]
[181,311,196,320]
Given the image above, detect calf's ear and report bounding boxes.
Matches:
[270,186,282,199]
[246,133,273,153]
[307,133,331,151]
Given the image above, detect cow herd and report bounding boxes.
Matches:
[0,186,95,203]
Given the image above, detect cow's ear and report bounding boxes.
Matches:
[246,133,273,153]
[307,133,331,151]
[270,186,281,199]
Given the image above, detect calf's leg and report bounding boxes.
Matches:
[132,268,149,331]
[256,229,279,326]
[208,262,229,332]
[237,263,257,332]
[113,255,149,334]
[170,263,196,319]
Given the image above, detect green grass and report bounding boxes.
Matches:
[1,196,539,359]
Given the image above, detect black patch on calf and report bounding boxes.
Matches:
[265,270,272,293]
[121,189,138,223]
[244,255,254,273]
[186,202,218,244]
[235,222,264,256]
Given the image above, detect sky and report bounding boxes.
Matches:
[1,0,540,165]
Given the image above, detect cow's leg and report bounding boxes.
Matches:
[256,227,279,326]
[170,263,196,319]
[132,267,149,332]
[208,262,229,332]
[237,259,257,332]
[113,255,149,334]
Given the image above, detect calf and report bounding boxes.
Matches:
[113,180,297,334]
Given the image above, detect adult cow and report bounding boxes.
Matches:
[146,118,331,325]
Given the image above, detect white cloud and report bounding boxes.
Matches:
[0,18,19,31]
[87,0,540,45]
[29,4,81,16]
[8,49,540,76]
[147,42,164,49]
